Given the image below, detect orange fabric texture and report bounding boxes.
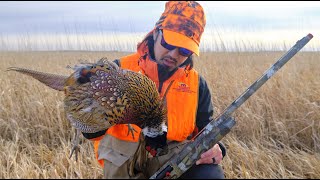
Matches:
[106,124,141,142]
[118,53,141,72]
[155,1,206,56]
[165,71,199,141]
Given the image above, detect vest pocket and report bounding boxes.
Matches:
[97,134,139,167]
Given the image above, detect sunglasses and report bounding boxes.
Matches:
[159,30,193,57]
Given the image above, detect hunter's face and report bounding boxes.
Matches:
[153,30,190,72]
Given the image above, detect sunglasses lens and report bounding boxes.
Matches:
[161,36,176,50]
[179,48,193,57]
[160,30,193,57]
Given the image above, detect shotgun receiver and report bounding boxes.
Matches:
[150,33,313,179]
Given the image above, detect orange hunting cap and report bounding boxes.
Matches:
[155,1,206,56]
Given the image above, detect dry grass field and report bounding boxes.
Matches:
[0,51,319,178]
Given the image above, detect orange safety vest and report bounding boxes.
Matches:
[93,52,199,167]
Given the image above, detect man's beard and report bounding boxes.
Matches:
[157,63,178,82]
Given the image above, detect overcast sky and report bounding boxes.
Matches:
[1,1,319,34]
[0,1,319,51]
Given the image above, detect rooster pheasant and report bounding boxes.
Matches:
[7,58,169,163]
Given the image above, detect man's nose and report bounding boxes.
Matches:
[168,48,180,58]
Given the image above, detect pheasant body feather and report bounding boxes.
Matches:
[7,58,168,138]
[62,59,167,136]
[7,58,169,169]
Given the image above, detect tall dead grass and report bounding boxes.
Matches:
[0,51,319,178]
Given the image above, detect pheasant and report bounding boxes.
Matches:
[7,58,169,165]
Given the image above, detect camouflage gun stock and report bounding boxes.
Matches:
[150,33,313,179]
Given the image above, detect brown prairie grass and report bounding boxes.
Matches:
[0,51,319,178]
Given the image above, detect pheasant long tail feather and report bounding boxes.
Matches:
[7,67,68,91]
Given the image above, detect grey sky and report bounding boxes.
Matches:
[0,1,166,34]
[0,1,319,51]
[1,1,320,34]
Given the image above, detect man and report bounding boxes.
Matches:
[83,1,226,179]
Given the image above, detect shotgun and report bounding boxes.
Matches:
[150,33,313,179]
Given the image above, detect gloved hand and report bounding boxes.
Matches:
[144,132,168,157]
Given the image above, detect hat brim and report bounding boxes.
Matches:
[162,29,200,56]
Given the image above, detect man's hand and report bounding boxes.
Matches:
[195,143,223,165]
